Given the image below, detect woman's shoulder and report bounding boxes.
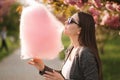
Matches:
[77,47,95,61]
[81,47,94,55]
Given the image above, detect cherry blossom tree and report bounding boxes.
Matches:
[42,0,120,54]
[0,0,15,23]
[0,0,21,40]
[44,0,120,30]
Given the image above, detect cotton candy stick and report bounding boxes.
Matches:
[20,3,64,60]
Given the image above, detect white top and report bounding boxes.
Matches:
[62,47,79,79]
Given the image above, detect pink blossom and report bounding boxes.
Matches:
[76,1,84,8]
[0,0,15,16]
[93,15,99,24]
[88,6,100,16]
[108,15,120,28]
[64,0,77,5]
[101,12,120,29]
[78,0,88,3]
[116,5,120,12]
[64,0,88,7]
[64,0,68,4]
[112,3,118,9]
[47,0,53,3]
[92,0,102,8]
[100,11,110,25]
[105,2,115,11]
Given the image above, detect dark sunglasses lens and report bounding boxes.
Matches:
[68,18,73,24]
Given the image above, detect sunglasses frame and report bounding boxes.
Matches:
[67,18,80,26]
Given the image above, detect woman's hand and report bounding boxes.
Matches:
[43,70,64,80]
[28,58,45,71]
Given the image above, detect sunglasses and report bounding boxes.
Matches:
[67,18,80,26]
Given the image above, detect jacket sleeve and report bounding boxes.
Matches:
[39,66,74,80]
[39,65,61,75]
[80,50,99,80]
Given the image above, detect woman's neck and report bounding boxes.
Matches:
[70,35,81,48]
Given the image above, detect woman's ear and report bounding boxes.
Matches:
[77,31,80,35]
[77,28,81,35]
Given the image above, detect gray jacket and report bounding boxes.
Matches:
[39,47,99,80]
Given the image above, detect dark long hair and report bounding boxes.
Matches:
[77,12,103,80]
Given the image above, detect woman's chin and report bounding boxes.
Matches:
[63,31,67,35]
[63,32,69,36]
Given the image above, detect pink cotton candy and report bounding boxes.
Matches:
[20,3,64,60]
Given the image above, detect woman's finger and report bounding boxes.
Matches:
[53,70,57,74]
[45,71,54,76]
[44,77,51,80]
[44,74,54,79]
[28,59,35,65]
[28,59,41,66]
[33,58,43,63]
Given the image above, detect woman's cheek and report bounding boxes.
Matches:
[64,25,71,35]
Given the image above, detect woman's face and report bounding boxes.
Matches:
[64,13,81,37]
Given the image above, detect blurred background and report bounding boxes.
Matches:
[0,0,120,80]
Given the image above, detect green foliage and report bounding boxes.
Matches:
[96,27,120,54]
[0,2,20,61]
[0,2,21,40]
[101,36,120,80]
[0,37,19,61]
[59,34,70,60]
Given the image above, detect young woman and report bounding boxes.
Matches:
[29,12,103,80]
